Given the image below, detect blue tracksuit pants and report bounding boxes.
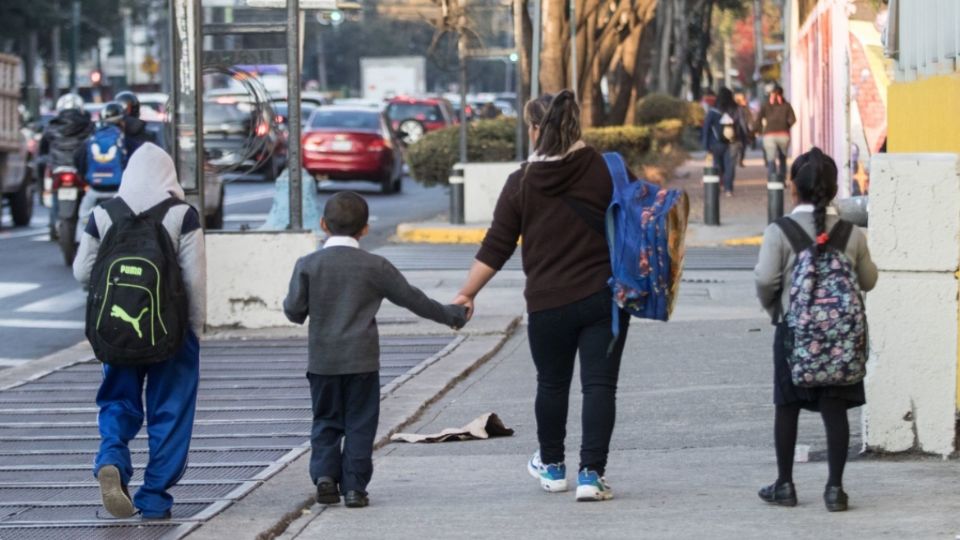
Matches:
[93,331,200,517]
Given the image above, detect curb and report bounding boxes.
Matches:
[722,235,764,247]
[186,319,522,540]
[395,223,486,244]
[0,340,93,391]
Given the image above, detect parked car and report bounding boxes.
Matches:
[302,106,404,194]
[271,101,318,130]
[385,96,456,144]
[202,98,286,181]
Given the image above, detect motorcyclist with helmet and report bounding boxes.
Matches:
[39,93,94,240]
[115,91,156,156]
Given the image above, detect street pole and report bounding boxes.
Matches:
[753,0,763,98]
[569,0,577,96]
[287,0,303,230]
[531,0,541,99]
[25,31,40,119]
[51,26,61,102]
[452,29,467,225]
[70,0,80,92]
[512,0,524,160]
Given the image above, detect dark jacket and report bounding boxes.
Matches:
[123,116,156,156]
[702,106,751,149]
[40,109,93,169]
[476,145,617,313]
[755,97,796,135]
[284,245,467,375]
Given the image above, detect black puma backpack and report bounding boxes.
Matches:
[85,197,189,366]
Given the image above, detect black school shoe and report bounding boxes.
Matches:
[316,477,341,505]
[758,481,798,507]
[823,486,849,512]
[98,465,136,518]
[344,490,369,508]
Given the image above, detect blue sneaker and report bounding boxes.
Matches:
[576,469,613,501]
[527,451,567,492]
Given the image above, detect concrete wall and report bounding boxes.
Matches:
[864,153,960,457]
[206,231,319,329]
[462,162,520,224]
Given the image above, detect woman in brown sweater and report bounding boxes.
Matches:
[454,90,629,502]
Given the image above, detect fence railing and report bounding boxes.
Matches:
[890,0,960,81]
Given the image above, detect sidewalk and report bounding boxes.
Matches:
[278,269,958,540]
[395,150,786,248]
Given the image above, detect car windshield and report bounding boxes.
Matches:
[387,103,442,122]
[204,102,248,124]
[309,110,380,130]
[274,103,316,124]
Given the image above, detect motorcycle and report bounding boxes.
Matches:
[52,166,82,265]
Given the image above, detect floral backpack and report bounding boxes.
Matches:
[776,217,867,387]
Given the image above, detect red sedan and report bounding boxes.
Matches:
[301,106,404,194]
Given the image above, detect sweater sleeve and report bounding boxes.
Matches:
[72,215,101,289]
[283,257,309,325]
[475,171,522,270]
[177,207,207,335]
[854,229,879,292]
[380,259,467,328]
[754,223,785,318]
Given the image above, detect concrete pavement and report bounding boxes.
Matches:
[276,269,960,540]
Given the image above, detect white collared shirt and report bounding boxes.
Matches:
[323,236,360,249]
[791,204,838,216]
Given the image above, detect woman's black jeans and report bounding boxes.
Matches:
[527,289,630,476]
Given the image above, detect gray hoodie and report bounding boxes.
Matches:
[73,143,207,334]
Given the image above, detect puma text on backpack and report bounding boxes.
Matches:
[777,218,867,388]
[85,198,188,366]
[86,125,126,189]
[603,152,689,329]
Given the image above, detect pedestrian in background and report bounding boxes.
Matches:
[283,192,466,509]
[73,143,206,520]
[702,87,747,196]
[454,90,630,502]
[754,147,877,512]
[733,91,756,167]
[755,84,796,183]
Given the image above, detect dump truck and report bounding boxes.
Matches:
[0,53,32,228]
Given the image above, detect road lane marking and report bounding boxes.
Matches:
[17,290,86,314]
[0,358,30,367]
[0,228,47,241]
[0,319,84,329]
[0,283,41,300]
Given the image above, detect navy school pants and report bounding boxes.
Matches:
[93,330,200,517]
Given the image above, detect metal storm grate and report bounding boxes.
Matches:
[0,335,454,537]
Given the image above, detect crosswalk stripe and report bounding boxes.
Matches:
[0,228,47,241]
[0,283,41,301]
[17,290,86,314]
[0,319,84,329]
[0,358,30,367]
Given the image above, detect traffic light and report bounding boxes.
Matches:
[90,70,102,86]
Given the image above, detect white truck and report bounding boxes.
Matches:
[360,56,426,102]
[0,53,32,228]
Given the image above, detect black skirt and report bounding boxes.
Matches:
[773,323,865,411]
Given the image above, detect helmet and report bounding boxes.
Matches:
[56,93,85,112]
[100,102,125,125]
[115,91,140,118]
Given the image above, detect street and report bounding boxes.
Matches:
[0,175,447,365]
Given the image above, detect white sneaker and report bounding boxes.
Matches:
[527,450,568,492]
[576,469,613,501]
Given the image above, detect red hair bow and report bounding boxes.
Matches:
[816,233,830,246]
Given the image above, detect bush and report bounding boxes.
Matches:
[635,92,705,127]
[582,125,651,170]
[407,118,517,186]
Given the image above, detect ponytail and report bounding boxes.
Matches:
[531,89,581,158]
[790,147,838,254]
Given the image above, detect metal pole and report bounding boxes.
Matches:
[25,31,40,119]
[767,172,784,223]
[51,26,61,101]
[531,0,541,99]
[192,0,205,229]
[703,166,720,226]
[287,0,303,230]
[512,0,524,160]
[70,0,80,92]
[453,31,467,225]
[753,0,763,97]
[569,0,577,96]
[515,56,524,160]
[449,166,465,224]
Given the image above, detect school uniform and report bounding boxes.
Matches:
[283,237,466,494]
[754,205,878,410]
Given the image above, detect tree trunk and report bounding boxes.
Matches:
[520,0,534,100]
[540,0,567,93]
[655,0,674,94]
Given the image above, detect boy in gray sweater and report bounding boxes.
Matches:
[284,192,467,508]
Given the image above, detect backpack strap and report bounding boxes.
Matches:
[142,197,186,224]
[827,220,854,251]
[774,216,813,254]
[102,197,136,224]
[561,196,605,236]
[602,152,631,195]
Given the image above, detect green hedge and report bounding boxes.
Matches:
[635,92,704,126]
[407,117,685,186]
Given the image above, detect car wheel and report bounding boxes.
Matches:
[206,187,225,229]
[380,174,395,195]
[10,175,34,227]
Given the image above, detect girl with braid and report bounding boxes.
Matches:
[454,90,632,502]
[754,147,878,511]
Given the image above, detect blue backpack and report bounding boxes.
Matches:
[86,125,126,189]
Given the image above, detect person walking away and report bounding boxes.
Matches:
[734,92,756,167]
[453,90,630,502]
[39,93,94,239]
[115,91,156,156]
[755,84,796,184]
[754,147,877,512]
[284,192,467,508]
[73,142,206,520]
[701,87,744,196]
[73,101,127,245]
